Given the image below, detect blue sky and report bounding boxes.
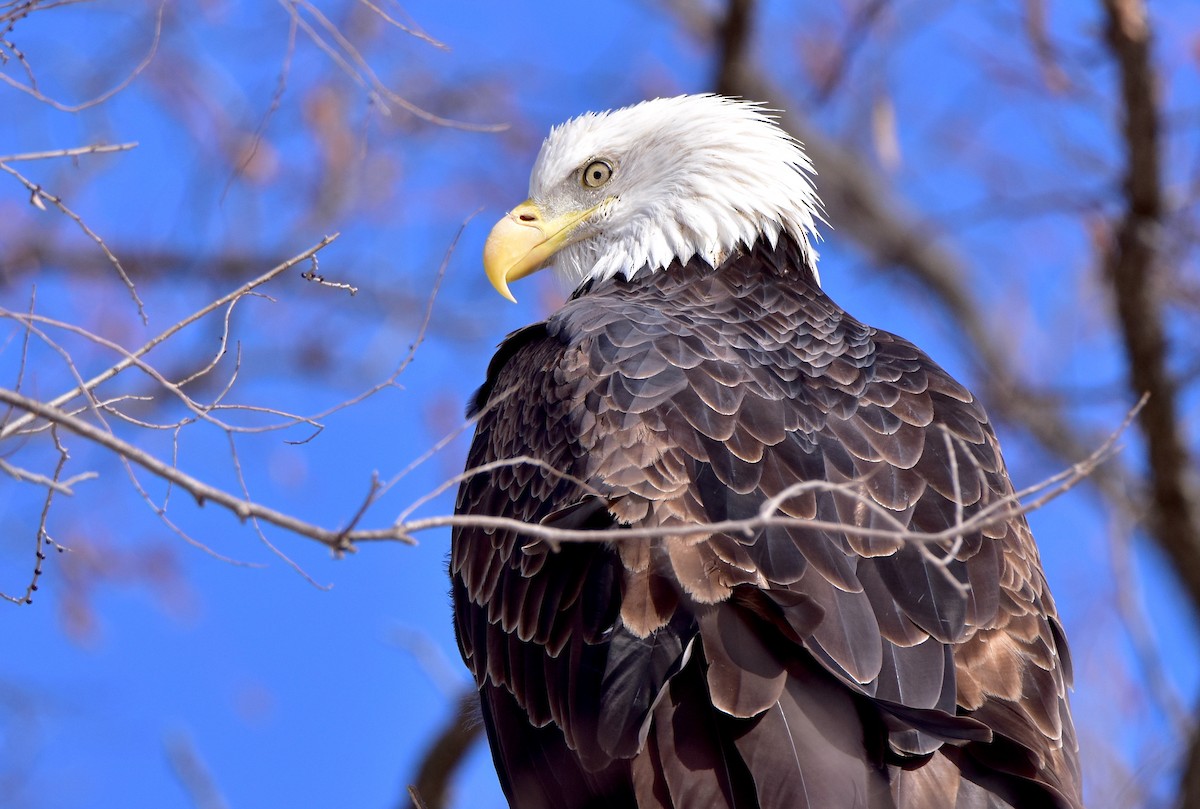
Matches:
[1,1,1197,807]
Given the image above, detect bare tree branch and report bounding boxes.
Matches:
[0,234,339,441]
[377,399,1132,549]
[1097,1,1200,803]
[3,309,322,435]
[0,214,484,579]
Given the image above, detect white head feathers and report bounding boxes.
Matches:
[527,94,824,290]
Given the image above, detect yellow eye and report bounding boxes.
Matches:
[581,160,613,188]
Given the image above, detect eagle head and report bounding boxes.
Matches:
[483,94,824,302]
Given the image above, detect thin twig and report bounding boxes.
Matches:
[395,453,605,527]
[0,142,138,163]
[119,434,264,569]
[164,731,230,809]
[224,432,330,586]
[0,160,145,320]
[0,426,71,605]
[374,381,515,504]
[222,12,297,199]
[300,253,357,295]
[288,211,473,436]
[280,0,504,131]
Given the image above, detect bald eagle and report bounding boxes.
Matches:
[451,95,1082,809]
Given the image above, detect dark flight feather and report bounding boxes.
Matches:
[451,237,1082,808]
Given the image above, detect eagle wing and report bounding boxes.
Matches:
[452,254,1081,809]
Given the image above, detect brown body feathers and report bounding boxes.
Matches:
[451,238,1082,809]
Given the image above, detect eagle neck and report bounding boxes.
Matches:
[570,233,820,302]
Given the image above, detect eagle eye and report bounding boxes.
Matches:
[581,160,613,189]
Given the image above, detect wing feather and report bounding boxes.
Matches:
[652,659,755,809]
[700,606,787,718]
[732,658,896,809]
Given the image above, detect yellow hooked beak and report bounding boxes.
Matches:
[483,199,597,302]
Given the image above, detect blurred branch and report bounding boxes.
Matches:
[809,0,892,105]
[0,242,482,342]
[1099,0,1200,605]
[355,0,448,50]
[224,10,297,197]
[0,243,277,285]
[1022,0,1070,93]
[405,690,481,809]
[1184,730,1200,809]
[1107,511,1191,738]
[279,0,504,132]
[165,731,230,809]
[712,0,752,96]
[1098,1,1200,804]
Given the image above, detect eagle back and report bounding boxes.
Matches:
[451,238,1080,809]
